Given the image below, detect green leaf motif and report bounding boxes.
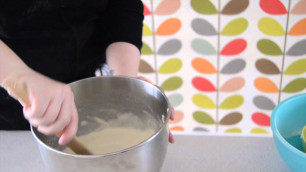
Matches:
[284,59,306,75]
[193,111,215,124]
[225,128,242,133]
[282,78,306,93]
[192,94,216,109]
[158,58,182,74]
[251,128,269,134]
[220,95,244,109]
[257,39,283,56]
[141,42,153,55]
[221,18,248,36]
[191,0,217,15]
[258,17,285,36]
[161,76,183,91]
[143,23,152,36]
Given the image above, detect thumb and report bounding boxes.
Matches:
[137,76,153,84]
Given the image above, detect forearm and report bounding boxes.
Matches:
[106,42,140,77]
[0,40,28,83]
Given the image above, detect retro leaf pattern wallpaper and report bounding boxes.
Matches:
[140,0,306,135]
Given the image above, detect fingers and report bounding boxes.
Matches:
[170,105,175,120]
[169,105,175,143]
[29,98,62,126]
[38,98,62,126]
[24,94,50,126]
[137,76,153,84]
[38,97,72,135]
[31,86,78,145]
[169,131,175,144]
[8,69,78,145]
[58,104,78,145]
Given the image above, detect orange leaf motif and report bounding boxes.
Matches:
[156,18,182,36]
[170,126,185,131]
[254,77,279,93]
[289,18,306,35]
[192,58,217,74]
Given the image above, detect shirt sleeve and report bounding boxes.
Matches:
[105,0,144,52]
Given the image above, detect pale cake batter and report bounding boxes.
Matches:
[63,113,157,155]
[63,127,154,155]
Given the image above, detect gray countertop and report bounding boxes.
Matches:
[0,131,291,172]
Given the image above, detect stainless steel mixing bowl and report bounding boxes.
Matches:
[31,76,170,172]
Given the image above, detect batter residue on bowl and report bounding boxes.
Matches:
[63,113,157,155]
[63,127,154,155]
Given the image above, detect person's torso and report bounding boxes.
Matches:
[0,0,111,82]
[0,0,113,130]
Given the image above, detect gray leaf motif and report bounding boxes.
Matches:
[157,39,182,55]
[221,59,246,74]
[168,93,183,107]
[191,38,217,55]
[253,95,276,110]
[286,39,306,56]
[193,127,209,132]
[191,18,217,36]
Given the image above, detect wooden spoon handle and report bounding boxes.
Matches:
[3,77,92,155]
[56,131,92,155]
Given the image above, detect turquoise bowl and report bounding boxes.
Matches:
[271,93,306,172]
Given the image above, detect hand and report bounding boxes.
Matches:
[2,67,78,145]
[137,76,175,144]
[169,105,175,143]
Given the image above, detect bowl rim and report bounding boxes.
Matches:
[31,76,171,158]
[271,93,306,158]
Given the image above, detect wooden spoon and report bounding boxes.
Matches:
[3,78,92,155]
